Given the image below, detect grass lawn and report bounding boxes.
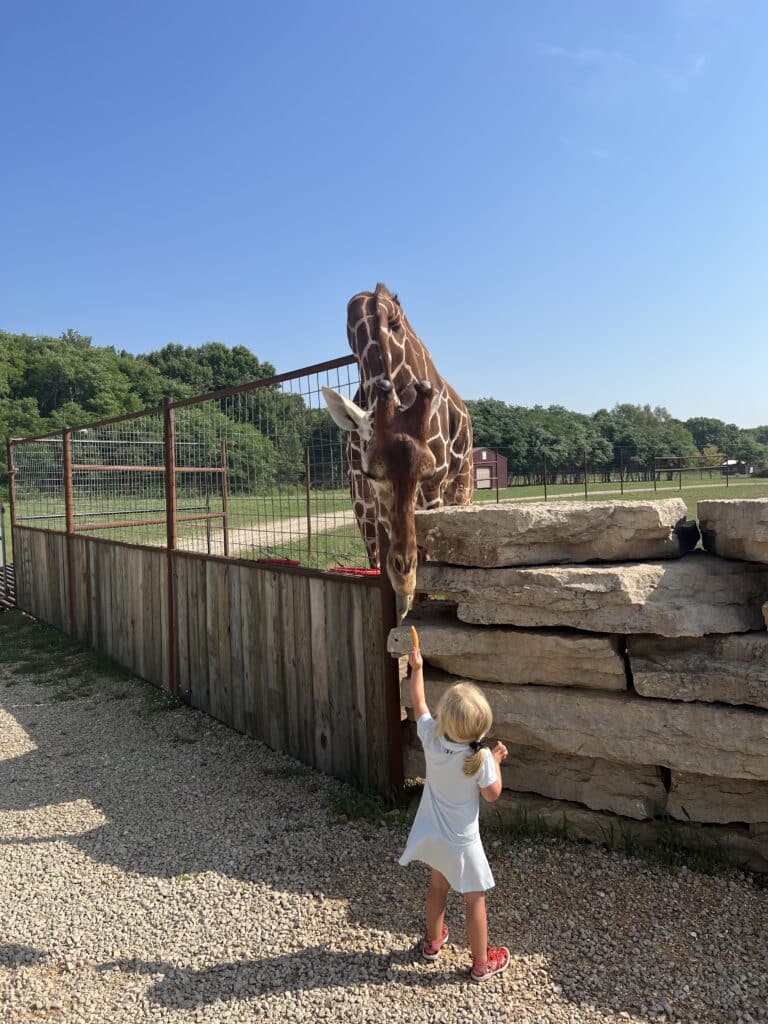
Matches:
[4,478,768,568]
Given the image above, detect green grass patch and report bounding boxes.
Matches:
[327,784,406,826]
[144,689,185,712]
[0,611,132,701]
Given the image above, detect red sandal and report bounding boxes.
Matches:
[422,924,449,960]
[470,946,510,982]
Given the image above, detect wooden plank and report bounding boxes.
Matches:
[159,546,169,690]
[53,533,67,631]
[184,554,200,706]
[57,534,68,632]
[114,545,126,667]
[348,582,368,788]
[292,574,314,765]
[265,571,285,751]
[88,539,100,649]
[195,552,210,712]
[329,579,352,782]
[309,577,332,775]
[132,549,145,679]
[252,566,270,743]
[214,561,232,726]
[71,537,87,641]
[37,531,49,624]
[280,572,300,758]
[206,561,226,721]
[239,565,258,738]
[362,586,390,796]
[100,544,112,661]
[174,554,190,697]
[205,561,220,710]
[229,564,245,733]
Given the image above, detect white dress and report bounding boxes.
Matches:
[399,712,497,893]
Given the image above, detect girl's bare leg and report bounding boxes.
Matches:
[425,869,451,942]
[464,892,488,964]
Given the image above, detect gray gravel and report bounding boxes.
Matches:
[1,648,767,1024]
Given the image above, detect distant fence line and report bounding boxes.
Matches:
[473,446,753,501]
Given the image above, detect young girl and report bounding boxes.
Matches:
[399,641,510,982]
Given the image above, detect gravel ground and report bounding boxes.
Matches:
[1,628,767,1024]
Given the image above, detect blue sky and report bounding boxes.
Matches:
[2,1,766,426]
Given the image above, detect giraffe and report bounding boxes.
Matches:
[322,283,473,618]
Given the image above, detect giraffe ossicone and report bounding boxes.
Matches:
[323,283,473,620]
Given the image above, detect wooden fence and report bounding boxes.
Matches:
[12,525,401,796]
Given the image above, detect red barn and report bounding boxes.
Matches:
[472,446,508,490]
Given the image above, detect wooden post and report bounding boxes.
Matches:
[652,455,657,492]
[377,526,404,801]
[305,448,312,558]
[543,453,548,501]
[163,398,177,693]
[619,450,624,495]
[62,428,76,635]
[220,439,230,557]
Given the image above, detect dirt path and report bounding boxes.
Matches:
[175,509,359,557]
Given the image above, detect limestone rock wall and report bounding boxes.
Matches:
[394,498,768,870]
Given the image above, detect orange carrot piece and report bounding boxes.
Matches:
[410,625,420,650]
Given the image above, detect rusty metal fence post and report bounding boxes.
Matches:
[163,398,177,693]
[6,439,17,529]
[62,428,77,634]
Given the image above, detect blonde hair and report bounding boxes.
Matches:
[435,683,493,777]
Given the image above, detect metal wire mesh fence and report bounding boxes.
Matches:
[11,354,766,564]
[9,356,373,571]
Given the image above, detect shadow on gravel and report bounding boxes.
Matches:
[3,658,768,1023]
[0,944,48,968]
[97,948,462,1007]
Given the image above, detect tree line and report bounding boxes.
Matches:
[466,399,768,483]
[2,329,766,495]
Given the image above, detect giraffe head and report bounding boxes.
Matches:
[322,378,444,619]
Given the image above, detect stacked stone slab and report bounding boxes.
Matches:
[389,497,768,871]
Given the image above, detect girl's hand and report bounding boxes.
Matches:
[491,741,508,763]
[408,648,423,671]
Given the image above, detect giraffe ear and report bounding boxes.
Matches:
[322,387,373,441]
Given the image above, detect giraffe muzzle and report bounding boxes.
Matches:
[395,591,414,623]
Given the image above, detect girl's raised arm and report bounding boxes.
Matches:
[408,631,429,719]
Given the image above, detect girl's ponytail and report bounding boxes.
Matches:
[463,741,485,778]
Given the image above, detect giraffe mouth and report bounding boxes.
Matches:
[395,592,414,623]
